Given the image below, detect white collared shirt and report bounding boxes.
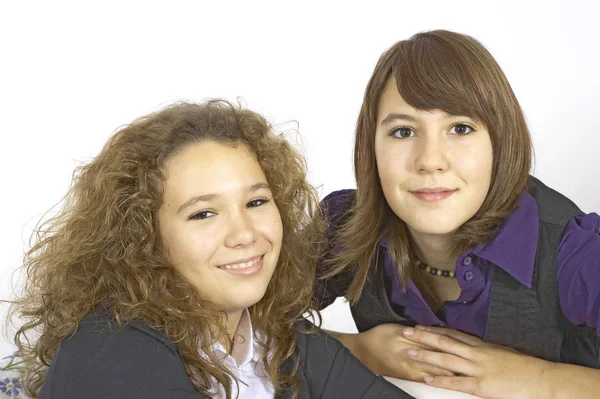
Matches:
[209,309,275,399]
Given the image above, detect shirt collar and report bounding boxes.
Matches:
[381,192,539,288]
[470,192,538,288]
[213,308,263,367]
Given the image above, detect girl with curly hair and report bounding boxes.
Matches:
[9,100,410,399]
[314,30,600,399]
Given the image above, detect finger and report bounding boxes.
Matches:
[402,327,474,359]
[407,348,475,376]
[393,326,437,351]
[424,375,479,396]
[407,357,456,378]
[394,337,437,351]
[416,325,482,346]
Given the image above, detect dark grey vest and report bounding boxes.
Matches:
[347,176,600,368]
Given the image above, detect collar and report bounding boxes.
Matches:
[381,192,539,288]
[213,308,263,367]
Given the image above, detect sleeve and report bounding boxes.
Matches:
[293,320,414,399]
[556,212,600,335]
[38,317,206,399]
[312,189,357,310]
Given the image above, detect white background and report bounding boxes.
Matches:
[1,0,599,356]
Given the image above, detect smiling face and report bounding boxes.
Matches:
[157,141,282,314]
[374,78,494,241]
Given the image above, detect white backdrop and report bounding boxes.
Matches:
[1,0,599,355]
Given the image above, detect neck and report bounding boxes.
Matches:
[218,309,243,352]
[409,230,457,271]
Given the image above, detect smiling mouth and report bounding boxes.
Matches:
[410,188,458,202]
[218,255,264,270]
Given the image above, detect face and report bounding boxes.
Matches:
[374,78,493,241]
[158,141,283,314]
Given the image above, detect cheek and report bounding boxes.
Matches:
[165,225,218,269]
[375,145,409,187]
[456,140,493,183]
[262,208,283,247]
[271,216,284,247]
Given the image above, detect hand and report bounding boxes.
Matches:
[402,325,552,399]
[353,323,455,382]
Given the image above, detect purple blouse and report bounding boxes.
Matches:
[320,189,600,337]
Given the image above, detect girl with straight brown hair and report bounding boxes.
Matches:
[315,30,600,398]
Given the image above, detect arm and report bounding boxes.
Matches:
[295,321,415,398]
[322,325,453,381]
[542,362,600,399]
[39,315,204,399]
[322,329,361,356]
[403,325,600,399]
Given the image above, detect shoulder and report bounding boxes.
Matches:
[557,212,600,285]
[58,306,180,360]
[321,189,356,222]
[556,212,600,332]
[40,307,202,399]
[527,176,582,224]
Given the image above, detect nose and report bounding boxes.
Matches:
[414,134,449,174]
[224,211,257,248]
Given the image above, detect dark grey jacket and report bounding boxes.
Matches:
[39,308,412,399]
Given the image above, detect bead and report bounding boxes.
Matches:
[417,260,457,279]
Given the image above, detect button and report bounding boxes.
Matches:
[463,256,472,266]
[464,271,474,281]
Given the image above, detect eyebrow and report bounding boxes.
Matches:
[176,182,271,214]
[379,111,456,127]
[380,113,417,126]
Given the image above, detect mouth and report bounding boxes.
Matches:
[217,254,265,275]
[410,187,458,202]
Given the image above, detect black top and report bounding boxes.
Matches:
[39,308,413,399]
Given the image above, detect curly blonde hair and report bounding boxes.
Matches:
[9,100,325,398]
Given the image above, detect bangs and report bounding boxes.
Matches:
[392,33,494,125]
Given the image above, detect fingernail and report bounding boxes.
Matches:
[407,349,419,357]
[403,328,414,336]
[416,325,426,330]
[425,376,434,383]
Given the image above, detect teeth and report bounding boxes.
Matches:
[221,257,260,270]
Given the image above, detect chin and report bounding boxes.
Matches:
[406,219,464,237]
[231,288,269,310]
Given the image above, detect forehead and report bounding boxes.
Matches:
[377,78,412,115]
[162,141,266,198]
[377,78,442,122]
[376,77,481,124]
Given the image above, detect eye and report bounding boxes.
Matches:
[449,123,474,135]
[188,210,215,220]
[247,198,269,208]
[390,126,416,139]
